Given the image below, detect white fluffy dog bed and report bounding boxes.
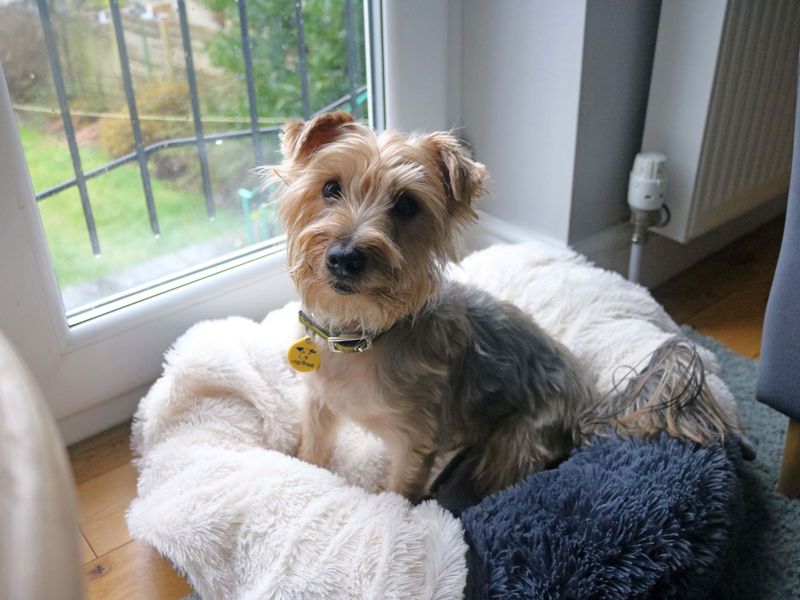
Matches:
[127,241,740,600]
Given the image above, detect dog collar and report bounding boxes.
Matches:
[298,311,380,353]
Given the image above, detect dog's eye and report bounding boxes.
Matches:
[322,180,342,201]
[391,193,420,219]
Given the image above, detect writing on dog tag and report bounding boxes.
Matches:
[288,336,321,372]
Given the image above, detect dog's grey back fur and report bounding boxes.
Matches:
[375,281,596,493]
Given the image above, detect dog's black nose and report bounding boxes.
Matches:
[326,243,367,277]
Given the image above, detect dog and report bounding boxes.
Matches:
[272,110,743,500]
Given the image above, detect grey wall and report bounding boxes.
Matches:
[460,0,588,244]
[568,0,662,244]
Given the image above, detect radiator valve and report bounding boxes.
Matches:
[628,152,670,282]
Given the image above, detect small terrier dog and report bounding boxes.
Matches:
[274,111,740,500]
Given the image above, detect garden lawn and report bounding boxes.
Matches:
[18,124,243,290]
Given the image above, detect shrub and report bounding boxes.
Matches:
[99,80,194,156]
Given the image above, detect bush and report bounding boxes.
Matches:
[99,80,194,156]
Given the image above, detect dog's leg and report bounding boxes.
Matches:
[387,437,437,501]
[471,415,575,494]
[297,391,338,468]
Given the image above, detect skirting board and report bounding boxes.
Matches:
[56,201,785,445]
[470,201,787,289]
[574,194,787,289]
[58,383,151,446]
[464,209,557,249]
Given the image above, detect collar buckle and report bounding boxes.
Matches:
[327,334,372,353]
[298,310,379,353]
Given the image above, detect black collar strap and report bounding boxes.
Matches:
[298,311,382,353]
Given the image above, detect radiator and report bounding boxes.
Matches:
[642,0,800,243]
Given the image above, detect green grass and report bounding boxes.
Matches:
[18,124,245,291]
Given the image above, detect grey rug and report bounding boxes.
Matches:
[688,329,800,599]
[182,330,799,599]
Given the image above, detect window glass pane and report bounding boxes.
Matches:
[2,0,371,316]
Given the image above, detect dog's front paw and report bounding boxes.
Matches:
[387,479,427,503]
[296,443,316,465]
[296,437,330,468]
[411,493,433,506]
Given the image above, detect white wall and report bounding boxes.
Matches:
[383,0,462,132]
[460,0,588,245]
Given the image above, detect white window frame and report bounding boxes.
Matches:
[0,0,447,444]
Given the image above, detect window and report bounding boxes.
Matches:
[3,0,373,325]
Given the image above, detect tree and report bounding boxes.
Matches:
[201,0,366,120]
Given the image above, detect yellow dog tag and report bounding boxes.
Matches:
[288,336,321,372]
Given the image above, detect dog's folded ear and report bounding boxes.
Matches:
[425,133,488,218]
[280,111,355,163]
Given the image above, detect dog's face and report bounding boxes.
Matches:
[275,111,487,332]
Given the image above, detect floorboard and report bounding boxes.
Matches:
[76,461,138,557]
[78,528,96,564]
[69,422,133,485]
[83,540,192,600]
[652,218,782,354]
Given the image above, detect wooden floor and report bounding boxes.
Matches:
[651,217,783,359]
[69,422,192,600]
[67,218,784,599]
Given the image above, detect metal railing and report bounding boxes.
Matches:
[35,0,366,255]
